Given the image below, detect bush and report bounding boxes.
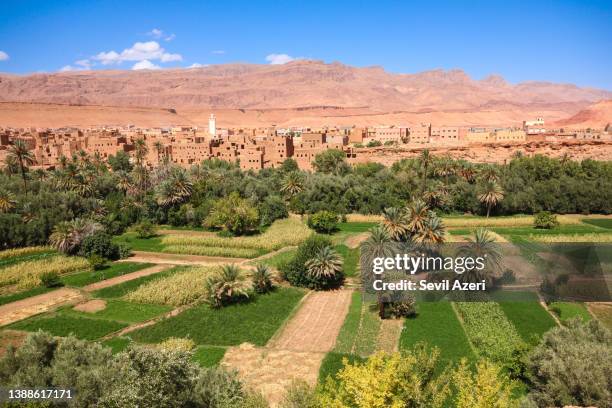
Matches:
[386,297,416,318]
[88,254,107,271]
[134,220,157,239]
[280,380,319,408]
[157,337,196,352]
[204,193,260,236]
[117,243,132,259]
[280,235,342,289]
[533,211,559,229]
[40,271,63,288]
[79,231,120,260]
[527,318,611,407]
[252,264,274,294]
[258,195,288,227]
[204,265,252,308]
[367,140,382,147]
[307,210,339,234]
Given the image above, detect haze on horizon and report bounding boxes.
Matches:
[0,0,611,89]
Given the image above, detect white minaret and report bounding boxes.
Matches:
[209,114,217,137]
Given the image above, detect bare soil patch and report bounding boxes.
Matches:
[344,232,369,249]
[268,290,353,352]
[73,299,107,313]
[0,329,28,357]
[222,343,324,407]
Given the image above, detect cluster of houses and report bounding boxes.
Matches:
[0,115,609,171]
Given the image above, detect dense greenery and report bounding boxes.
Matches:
[2,152,610,250]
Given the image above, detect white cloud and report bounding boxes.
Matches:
[211,50,225,55]
[93,41,182,65]
[75,59,92,69]
[187,63,207,68]
[0,51,9,61]
[148,28,175,41]
[132,59,160,70]
[60,65,76,72]
[265,53,300,65]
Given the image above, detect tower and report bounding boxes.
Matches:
[209,114,216,137]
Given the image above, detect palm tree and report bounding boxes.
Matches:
[3,156,19,177]
[205,264,251,308]
[280,171,304,200]
[458,162,476,183]
[360,226,400,317]
[414,211,446,244]
[252,264,275,294]
[7,140,35,194]
[419,149,432,193]
[480,165,499,183]
[435,156,455,185]
[155,168,193,207]
[456,228,503,284]
[154,141,164,164]
[381,207,409,241]
[134,138,148,167]
[49,218,102,254]
[0,189,16,213]
[478,180,504,218]
[305,246,343,279]
[405,199,430,235]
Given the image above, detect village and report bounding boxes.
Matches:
[1,114,610,171]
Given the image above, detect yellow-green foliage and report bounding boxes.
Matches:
[443,214,583,228]
[162,245,261,258]
[319,349,451,408]
[529,233,612,243]
[0,246,52,260]
[345,214,382,223]
[124,266,218,306]
[161,218,312,253]
[0,255,90,289]
[453,359,516,408]
[156,337,196,352]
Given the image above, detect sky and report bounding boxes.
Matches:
[0,0,610,89]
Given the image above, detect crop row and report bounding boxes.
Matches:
[0,256,90,289]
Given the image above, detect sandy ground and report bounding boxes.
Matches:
[376,318,404,353]
[268,290,353,352]
[73,299,107,313]
[83,264,173,292]
[0,330,28,357]
[121,251,247,266]
[344,232,369,249]
[0,288,84,326]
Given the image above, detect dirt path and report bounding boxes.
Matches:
[344,232,369,249]
[222,289,352,406]
[83,264,173,292]
[121,251,247,266]
[376,318,403,353]
[0,288,84,326]
[269,289,353,352]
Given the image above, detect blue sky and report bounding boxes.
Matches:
[0,0,610,89]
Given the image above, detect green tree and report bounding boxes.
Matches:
[204,192,259,235]
[456,228,503,284]
[452,359,516,408]
[312,149,350,175]
[478,180,504,217]
[7,139,35,195]
[381,207,408,241]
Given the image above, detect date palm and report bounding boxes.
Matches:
[134,138,148,167]
[405,199,430,235]
[305,246,343,279]
[0,189,16,213]
[414,211,446,244]
[7,140,35,195]
[456,228,502,284]
[154,141,164,164]
[205,264,251,308]
[478,180,504,218]
[419,148,432,193]
[280,171,305,200]
[155,168,193,207]
[49,218,101,255]
[381,207,409,241]
[435,157,455,185]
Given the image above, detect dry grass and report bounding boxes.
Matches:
[0,256,90,289]
[160,218,312,254]
[124,266,219,306]
[345,214,589,228]
[0,246,53,260]
[161,245,260,258]
[345,214,383,223]
[529,233,612,243]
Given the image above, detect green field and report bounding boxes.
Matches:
[582,218,612,229]
[337,222,377,233]
[258,248,297,269]
[10,314,126,340]
[498,300,557,345]
[113,233,165,252]
[318,352,366,384]
[400,302,475,366]
[128,287,305,346]
[334,244,359,277]
[101,336,132,353]
[192,346,227,367]
[63,300,172,324]
[61,262,153,287]
[0,250,57,269]
[0,286,54,306]
[334,292,364,354]
[548,302,592,323]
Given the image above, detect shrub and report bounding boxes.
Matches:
[40,271,63,288]
[157,337,196,352]
[367,140,382,147]
[527,318,611,407]
[280,380,320,408]
[280,235,340,289]
[258,195,288,227]
[307,210,339,234]
[134,220,157,239]
[117,243,132,259]
[386,297,416,318]
[204,193,260,236]
[79,231,120,260]
[452,359,516,408]
[304,246,344,290]
[252,264,274,294]
[88,254,107,271]
[204,265,252,308]
[533,211,559,229]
